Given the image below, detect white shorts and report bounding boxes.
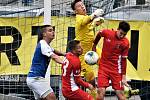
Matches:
[26,77,54,99]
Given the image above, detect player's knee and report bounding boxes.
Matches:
[96,88,105,100]
[85,71,95,82]
[117,95,126,100]
[45,92,56,100]
[116,90,126,100]
[96,94,104,100]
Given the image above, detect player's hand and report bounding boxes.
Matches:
[92,17,104,27]
[90,9,104,20]
[88,84,95,91]
[122,75,130,88]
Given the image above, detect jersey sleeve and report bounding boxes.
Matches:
[40,40,54,57]
[122,40,129,58]
[76,15,91,27]
[98,29,108,37]
[121,40,129,75]
[72,61,90,88]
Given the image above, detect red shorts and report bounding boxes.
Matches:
[98,68,124,90]
[62,88,93,100]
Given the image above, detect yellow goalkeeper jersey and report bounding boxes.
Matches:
[75,14,94,54]
[75,14,96,81]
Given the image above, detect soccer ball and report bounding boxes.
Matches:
[84,51,99,65]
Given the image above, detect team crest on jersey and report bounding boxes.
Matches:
[115,43,121,49]
[106,38,111,42]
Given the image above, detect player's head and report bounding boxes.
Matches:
[71,0,86,15]
[117,21,130,39]
[68,40,83,56]
[37,25,55,43]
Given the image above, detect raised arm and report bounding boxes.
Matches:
[79,15,92,26]
[79,9,104,26]
[92,31,102,52]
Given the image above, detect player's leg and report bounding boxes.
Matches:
[26,77,41,100]
[26,77,56,100]
[82,63,97,98]
[97,68,109,100]
[84,69,96,86]
[79,43,97,98]
[79,42,96,86]
[42,91,56,100]
[96,87,106,100]
[80,55,95,83]
[115,90,126,100]
[67,89,94,100]
[32,91,40,100]
[110,73,126,100]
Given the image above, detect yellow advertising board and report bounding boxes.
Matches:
[0,17,150,81]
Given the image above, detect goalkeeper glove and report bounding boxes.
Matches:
[91,17,104,27]
[90,9,104,20]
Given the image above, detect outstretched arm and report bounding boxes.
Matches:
[72,63,94,90]
[74,75,94,91]
[92,31,102,52]
[54,49,66,56]
[51,53,64,64]
[74,75,90,88]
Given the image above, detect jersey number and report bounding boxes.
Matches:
[62,58,69,76]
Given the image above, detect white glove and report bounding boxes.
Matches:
[92,17,104,27]
[90,9,104,20]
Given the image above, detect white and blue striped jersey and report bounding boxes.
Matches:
[27,40,54,77]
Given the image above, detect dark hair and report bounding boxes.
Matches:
[68,40,80,51]
[37,25,52,43]
[118,21,130,33]
[71,0,81,10]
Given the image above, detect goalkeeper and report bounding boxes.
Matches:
[71,0,104,88]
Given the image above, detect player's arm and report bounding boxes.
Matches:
[121,42,129,75]
[80,15,92,26]
[80,9,104,26]
[41,42,63,64]
[121,42,130,87]
[92,31,102,52]
[121,57,127,75]
[72,64,93,89]
[51,54,64,64]
[74,74,94,90]
[74,75,90,88]
[54,49,66,56]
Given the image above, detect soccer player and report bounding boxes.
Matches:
[62,40,94,100]
[92,21,130,100]
[71,0,104,88]
[26,25,65,100]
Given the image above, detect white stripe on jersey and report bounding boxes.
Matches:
[118,55,122,73]
[70,72,79,91]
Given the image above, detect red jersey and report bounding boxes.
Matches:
[62,52,90,94]
[99,29,129,74]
